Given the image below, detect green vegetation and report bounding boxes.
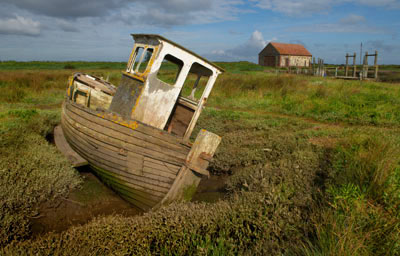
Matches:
[209,73,400,126]
[1,61,400,255]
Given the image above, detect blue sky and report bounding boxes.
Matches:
[0,0,399,64]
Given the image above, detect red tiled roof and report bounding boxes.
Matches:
[270,42,312,56]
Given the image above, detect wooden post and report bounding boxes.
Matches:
[158,130,221,205]
[374,50,379,79]
[184,73,218,141]
[353,52,357,77]
[319,59,322,76]
[364,51,369,78]
[189,75,201,100]
[54,125,88,167]
[321,59,325,77]
[312,57,316,75]
[335,67,338,77]
[345,53,349,77]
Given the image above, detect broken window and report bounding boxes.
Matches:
[128,47,154,74]
[138,48,154,73]
[130,47,144,72]
[157,54,184,85]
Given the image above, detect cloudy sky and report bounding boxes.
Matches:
[0,0,399,64]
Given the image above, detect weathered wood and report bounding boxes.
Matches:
[143,158,179,176]
[364,51,369,78]
[374,50,379,79]
[63,120,174,192]
[183,74,217,141]
[63,108,187,166]
[93,168,158,210]
[66,107,187,159]
[178,97,198,111]
[185,162,210,177]
[63,118,183,185]
[109,74,144,119]
[75,73,116,95]
[54,125,88,167]
[65,136,171,194]
[167,104,194,137]
[66,102,189,153]
[64,126,173,191]
[157,130,221,206]
[59,34,225,211]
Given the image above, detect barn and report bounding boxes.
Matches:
[258,42,312,67]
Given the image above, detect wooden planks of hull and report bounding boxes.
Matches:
[65,102,190,154]
[62,116,180,187]
[61,101,195,210]
[63,120,173,193]
[64,106,186,166]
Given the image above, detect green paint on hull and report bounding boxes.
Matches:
[183,182,198,201]
[89,165,158,210]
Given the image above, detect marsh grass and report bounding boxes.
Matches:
[304,134,400,255]
[1,62,400,254]
[2,110,327,255]
[210,73,400,126]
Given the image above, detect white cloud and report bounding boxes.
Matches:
[287,14,387,34]
[55,20,80,32]
[0,15,40,36]
[357,0,400,8]
[339,14,366,24]
[250,0,333,16]
[116,0,247,27]
[205,30,276,62]
[250,0,400,16]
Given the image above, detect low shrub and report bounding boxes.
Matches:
[0,110,81,246]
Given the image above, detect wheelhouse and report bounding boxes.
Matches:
[119,34,224,140]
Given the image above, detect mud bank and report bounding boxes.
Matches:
[31,168,228,236]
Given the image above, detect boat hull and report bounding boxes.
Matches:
[61,99,193,210]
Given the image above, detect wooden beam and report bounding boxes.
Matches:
[54,125,88,167]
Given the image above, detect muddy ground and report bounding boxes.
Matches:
[31,167,228,236]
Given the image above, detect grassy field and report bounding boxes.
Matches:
[1,61,400,254]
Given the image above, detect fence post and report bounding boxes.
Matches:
[364,51,369,78]
[312,57,316,75]
[345,53,349,77]
[374,50,379,79]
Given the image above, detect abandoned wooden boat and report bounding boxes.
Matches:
[56,34,224,211]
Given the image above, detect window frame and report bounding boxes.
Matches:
[156,53,184,86]
[127,45,155,75]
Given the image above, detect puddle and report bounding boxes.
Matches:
[192,174,229,203]
[31,168,142,237]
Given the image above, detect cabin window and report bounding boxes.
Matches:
[131,47,144,72]
[157,54,184,85]
[128,47,154,74]
[180,62,212,102]
[164,62,213,137]
[137,48,154,73]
